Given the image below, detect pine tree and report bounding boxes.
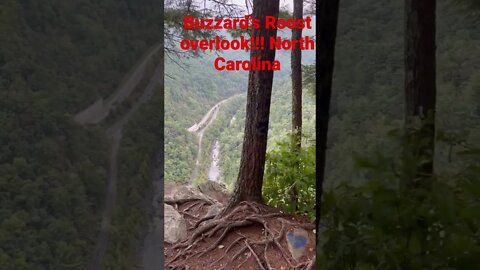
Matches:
[226,0,281,209]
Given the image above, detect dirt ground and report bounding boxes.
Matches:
[164,185,316,270]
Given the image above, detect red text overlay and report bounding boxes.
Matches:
[180,15,315,71]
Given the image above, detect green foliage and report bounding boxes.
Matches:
[263,134,316,221]
[164,10,316,185]
[318,130,480,269]
[217,78,316,188]
[323,0,480,189]
[0,0,162,268]
[303,63,316,96]
[164,54,245,183]
[104,90,164,270]
[317,1,479,268]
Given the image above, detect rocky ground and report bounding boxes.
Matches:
[164,182,316,270]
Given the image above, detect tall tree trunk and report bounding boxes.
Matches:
[225,0,280,209]
[317,0,340,222]
[290,0,304,211]
[291,0,303,141]
[404,0,436,177]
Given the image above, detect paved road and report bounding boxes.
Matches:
[75,43,162,270]
[74,44,162,125]
[87,129,121,270]
[188,95,240,183]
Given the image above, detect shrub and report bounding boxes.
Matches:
[318,130,480,269]
[263,133,316,221]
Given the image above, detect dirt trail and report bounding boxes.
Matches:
[188,94,240,182]
[76,44,162,270]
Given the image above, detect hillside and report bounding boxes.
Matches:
[164,22,317,185]
[0,1,162,269]
[216,78,316,189]
[164,54,245,183]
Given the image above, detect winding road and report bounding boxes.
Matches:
[74,43,162,270]
[75,44,162,125]
[187,94,240,182]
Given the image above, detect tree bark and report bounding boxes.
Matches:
[317,0,340,222]
[404,0,436,177]
[291,0,303,141]
[290,0,304,211]
[225,0,280,209]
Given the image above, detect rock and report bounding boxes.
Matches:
[166,185,214,203]
[197,181,230,204]
[206,203,223,217]
[164,204,187,244]
[286,228,309,261]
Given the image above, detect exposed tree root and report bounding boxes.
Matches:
[193,213,216,228]
[183,200,203,212]
[278,217,316,230]
[246,240,266,270]
[306,255,316,270]
[180,210,200,220]
[166,201,315,270]
[165,197,213,206]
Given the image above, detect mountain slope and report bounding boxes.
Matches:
[0,1,162,269]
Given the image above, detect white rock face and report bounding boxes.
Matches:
[164,204,187,244]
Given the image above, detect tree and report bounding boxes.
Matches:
[226,0,281,208]
[290,0,304,211]
[164,0,242,59]
[317,0,340,221]
[404,0,437,178]
[291,0,303,142]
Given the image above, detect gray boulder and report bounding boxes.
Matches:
[206,203,224,217]
[164,204,187,244]
[197,181,230,204]
[167,185,215,204]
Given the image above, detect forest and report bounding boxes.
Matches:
[0,0,478,268]
[324,0,479,188]
[164,0,479,268]
[164,14,315,184]
[163,0,318,268]
[164,53,245,183]
[317,0,480,268]
[0,0,162,269]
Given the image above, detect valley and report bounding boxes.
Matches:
[187,94,242,183]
